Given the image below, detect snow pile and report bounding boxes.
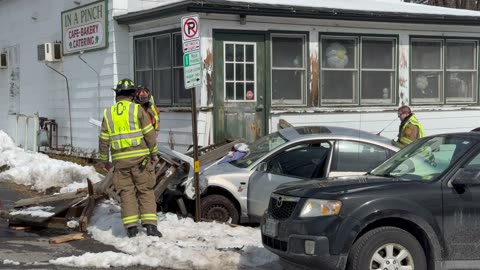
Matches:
[0,131,101,192]
[50,201,280,269]
[0,129,280,269]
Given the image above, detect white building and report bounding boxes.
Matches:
[1,0,480,155]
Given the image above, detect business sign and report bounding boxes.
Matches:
[181,15,202,89]
[61,0,108,55]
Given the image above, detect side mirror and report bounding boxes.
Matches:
[452,168,480,186]
[257,162,268,172]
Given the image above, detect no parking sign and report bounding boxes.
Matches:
[181,14,202,89]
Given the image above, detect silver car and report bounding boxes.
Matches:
[194,126,399,224]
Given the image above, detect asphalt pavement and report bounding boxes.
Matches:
[0,182,157,270]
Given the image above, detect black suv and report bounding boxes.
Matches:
[261,133,480,270]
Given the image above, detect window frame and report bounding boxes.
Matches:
[133,30,189,107]
[270,33,308,107]
[319,33,398,107]
[223,41,257,103]
[410,36,479,105]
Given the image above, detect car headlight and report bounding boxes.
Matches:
[299,199,342,217]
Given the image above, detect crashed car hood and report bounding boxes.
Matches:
[273,175,405,198]
[201,162,243,177]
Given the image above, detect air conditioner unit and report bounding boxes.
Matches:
[37,43,62,62]
[0,52,7,68]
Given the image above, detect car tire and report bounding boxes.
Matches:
[347,226,427,270]
[200,194,240,224]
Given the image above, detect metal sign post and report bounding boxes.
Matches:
[181,14,202,222]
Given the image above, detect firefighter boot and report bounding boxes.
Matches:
[127,226,138,238]
[144,224,162,237]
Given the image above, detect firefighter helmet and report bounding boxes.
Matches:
[135,85,152,105]
[113,78,136,92]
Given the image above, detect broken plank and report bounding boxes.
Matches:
[197,139,244,165]
[10,197,87,223]
[87,178,94,196]
[154,167,178,201]
[14,191,87,208]
[49,233,84,244]
[79,196,96,232]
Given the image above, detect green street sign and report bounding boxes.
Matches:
[183,51,201,67]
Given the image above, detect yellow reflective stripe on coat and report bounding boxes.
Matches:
[149,95,159,123]
[122,215,139,225]
[150,145,158,154]
[111,148,150,160]
[142,124,154,135]
[399,137,413,145]
[99,154,108,161]
[100,132,109,140]
[140,213,157,221]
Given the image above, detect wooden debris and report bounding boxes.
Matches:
[79,196,95,232]
[49,233,84,244]
[14,191,87,208]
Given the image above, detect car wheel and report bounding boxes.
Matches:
[347,226,427,270]
[200,194,240,224]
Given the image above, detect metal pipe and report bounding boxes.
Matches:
[15,114,19,146]
[24,116,28,151]
[33,113,39,152]
[78,52,101,120]
[45,63,73,153]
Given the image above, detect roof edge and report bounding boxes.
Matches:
[114,1,480,26]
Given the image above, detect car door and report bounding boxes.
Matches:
[443,146,480,262]
[247,141,332,219]
[329,140,393,177]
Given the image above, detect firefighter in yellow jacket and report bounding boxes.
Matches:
[98,78,162,238]
[396,105,425,147]
[135,85,160,136]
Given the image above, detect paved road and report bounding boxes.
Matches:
[0,182,157,270]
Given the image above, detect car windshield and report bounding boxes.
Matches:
[230,131,289,168]
[370,136,478,181]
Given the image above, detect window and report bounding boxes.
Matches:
[411,39,443,103]
[271,35,307,106]
[224,42,256,101]
[320,35,397,106]
[372,136,475,181]
[332,140,391,172]
[267,142,331,179]
[134,32,190,106]
[411,38,478,105]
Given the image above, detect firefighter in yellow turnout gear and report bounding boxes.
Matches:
[98,78,162,238]
[396,105,425,147]
[135,85,160,136]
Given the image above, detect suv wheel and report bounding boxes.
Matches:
[200,194,239,224]
[347,226,427,270]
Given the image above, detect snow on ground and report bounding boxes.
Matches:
[51,201,280,269]
[0,130,101,192]
[0,130,280,269]
[9,205,56,218]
